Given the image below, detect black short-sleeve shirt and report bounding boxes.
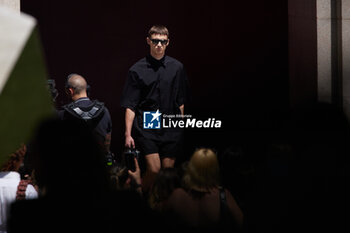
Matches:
[121,55,189,141]
[58,97,112,142]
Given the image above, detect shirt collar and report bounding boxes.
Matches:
[147,54,166,68]
[74,97,90,104]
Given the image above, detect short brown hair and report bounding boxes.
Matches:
[148,25,169,38]
[1,144,26,172]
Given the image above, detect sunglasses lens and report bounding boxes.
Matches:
[151,39,167,45]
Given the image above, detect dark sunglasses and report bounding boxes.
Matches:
[150,38,168,45]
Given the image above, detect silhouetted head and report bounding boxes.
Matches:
[149,168,181,209]
[31,117,109,197]
[183,148,220,192]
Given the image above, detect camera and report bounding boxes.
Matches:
[123,148,140,172]
[47,79,58,102]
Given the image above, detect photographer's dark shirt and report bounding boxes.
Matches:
[121,54,189,141]
[58,97,112,144]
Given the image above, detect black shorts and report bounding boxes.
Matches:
[135,136,183,158]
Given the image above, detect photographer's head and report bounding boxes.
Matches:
[65,73,88,101]
[1,144,26,172]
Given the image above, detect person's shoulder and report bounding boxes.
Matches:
[169,187,190,199]
[165,56,184,68]
[91,99,105,106]
[101,103,112,119]
[92,99,109,112]
[165,188,193,210]
[129,57,148,71]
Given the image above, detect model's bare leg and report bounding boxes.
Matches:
[162,157,175,168]
[142,153,161,193]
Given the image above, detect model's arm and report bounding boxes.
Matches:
[177,65,189,117]
[125,108,135,148]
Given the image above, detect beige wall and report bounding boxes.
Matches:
[317,0,332,103]
[0,0,20,12]
[316,0,350,118]
[342,0,350,118]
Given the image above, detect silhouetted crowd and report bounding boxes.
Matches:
[2,102,350,233]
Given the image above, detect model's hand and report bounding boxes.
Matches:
[127,157,141,185]
[125,135,135,148]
